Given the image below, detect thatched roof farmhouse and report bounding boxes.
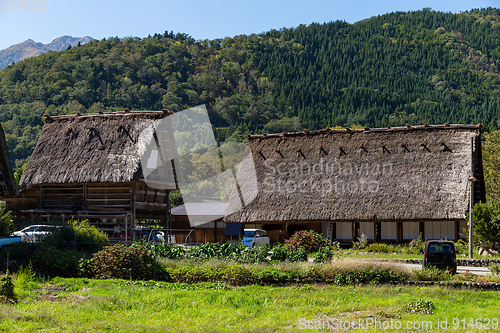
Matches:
[224,124,485,244]
[7,110,176,240]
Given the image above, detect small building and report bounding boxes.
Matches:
[224,124,485,245]
[6,110,176,240]
[171,199,229,244]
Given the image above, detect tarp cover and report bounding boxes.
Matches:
[224,222,243,236]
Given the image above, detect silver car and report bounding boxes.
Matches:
[10,225,60,243]
[242,229,270,248]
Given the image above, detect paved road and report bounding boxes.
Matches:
[401,263,491,275]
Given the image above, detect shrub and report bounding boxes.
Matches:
[285,230,330,252]
[0,242,32,272]
[243,244,269,263]
[404,233,424,254]
[454,239,469,255]
[287,247,308,262]
[0,275,16,301]
[253,267,298,285]
[220,264,253,285]
[31,247,82,278]
[0,202,15,237]
[468,202,500,246]
[84,245,163,280]
[42,219,109,252]
[270,244,288,261]
[314,247,336,263]
[70,219,109,252]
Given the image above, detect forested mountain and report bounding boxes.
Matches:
[1,8,500,168]
[0,36,93,70]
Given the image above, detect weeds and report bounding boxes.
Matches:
[314,246,336,263]
[14,262,38,294]
[490,263,500,275]
[158,258,408,286]
[0,275,16,302]
[411,266,452,282]
[354,233,368,250]
[403,298,434,314]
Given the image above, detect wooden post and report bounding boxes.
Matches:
[132,182,137,241]
[375,222,381,243]
[83,184,88,210]
[165,190,170,229]
[214,220,217,243]
[396,222,403,244]
[469,137,474,259]
[125,214,128,244]
[39,186,42,207]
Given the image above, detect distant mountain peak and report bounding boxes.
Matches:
[0,36,93,70]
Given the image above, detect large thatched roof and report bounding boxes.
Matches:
[224,124,484,223]
[0,124,17,197]
[20,111,171,187]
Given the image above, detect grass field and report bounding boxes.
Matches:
[337,249,500,260]
[0,277,499,332]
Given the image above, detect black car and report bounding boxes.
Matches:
[422,240,457,274]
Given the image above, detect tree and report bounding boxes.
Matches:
[0,202,15,236]
[471,202,500,247]
[482,131,500,200]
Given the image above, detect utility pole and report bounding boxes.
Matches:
[469,137,477,259]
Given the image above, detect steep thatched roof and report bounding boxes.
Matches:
[224,124,483,223]
[0,124,17,197]
[20,111,172,187]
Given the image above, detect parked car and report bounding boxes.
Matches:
[242,229,270,248]
[422,240,457,274]
[10,225,61,243]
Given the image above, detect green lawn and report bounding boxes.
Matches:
[0,278,499,332]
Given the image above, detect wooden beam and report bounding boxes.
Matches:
[87,204,131,208]
[87,187,132,190]
[86,198,131,202]
[132,182,137,241]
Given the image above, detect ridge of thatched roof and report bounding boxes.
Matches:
[247,123,482,140]
[225,124,483,223]
[20,110,173,187]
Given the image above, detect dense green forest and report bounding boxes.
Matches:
[2,8,500,168]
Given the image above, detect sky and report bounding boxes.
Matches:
[0,0,499,50]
